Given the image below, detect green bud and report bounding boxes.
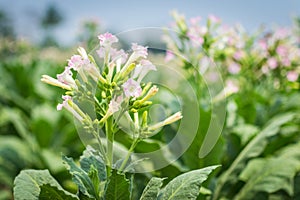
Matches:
[121,63,136,79]
[141,111,148,128]
[101,91,106,98]
[140,82,152,97]
[130,108,138,113]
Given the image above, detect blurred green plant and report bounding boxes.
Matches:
[0,39,83,199]
[163,11,300,199]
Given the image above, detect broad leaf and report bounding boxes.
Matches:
[0,136,32,187]
[62,156,97,198]
[140,177,165,200]
[105,170,130,200]
[13,170,77,200]
[39,184,78,200]
[235,142,300,199]
[213,112,297,199]
[158,165,219,200]
[80,146,106,181]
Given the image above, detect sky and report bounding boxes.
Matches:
[1,0,300,45]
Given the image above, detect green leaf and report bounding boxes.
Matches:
[140,177,165,200]
[39,184,79,200]
[80,146,106,182]
[0,136,32,187]
[158,165,219,200]
[231,124,259,146]
[105,170,131,200]
[235,142,300,199]
[62,156,97,199]
[213,112,297,200]
[13,169,77,200]
[41,149,66,173]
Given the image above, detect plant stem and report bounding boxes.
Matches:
[118,138,140,172]
[106,117,114,174]
[92,129,108,163]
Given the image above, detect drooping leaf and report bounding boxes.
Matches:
[235,142,300,199]
[62,156,97,199]
[13,169,77,200]
[105,170,130,200]
[0,136,32,187]
[140,177,165,200]
[39,184,78,200]
[158,165,219,200]
[213,112,297,200]
[80,146,106,181]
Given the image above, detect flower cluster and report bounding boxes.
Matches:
[165,12,300,93]
[42,33,182,168]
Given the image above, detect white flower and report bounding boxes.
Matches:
[41,75,72,90]
[132,59,157,82]
[108,95,123,114]
[98,32,118,47]
[148,111,183,131]
[68,55,84,71]
[57,95,84,121]
[56,67,77,89]
[122,78,142,98]
[131,43,148,59]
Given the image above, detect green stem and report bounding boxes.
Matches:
[118,138,140,173]
[92,129,108,163]
[106,117,114,175]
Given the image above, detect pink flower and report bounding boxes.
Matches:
[208,14,221,24]
[82,59,101,81]
[122,78,142,98]
[228,62,241,74]
[57,67,77,89]
[287,71,299,82]
[190,16,201,25]
[188,33,204,47]
[267,57,278,69]
[57,95,84,121]
[165,50,175,62]
[132,59,157,82]
[98,32,118,47]
[274,28,289,40]
[276,45,288,57]
[261,65,270,74]
[108,95,123,113]
[110,48,128,64]
[233,51,244,61]
[96,47,105,58]
[120,43,148,73]
[131,43,148,59]
[258,40,268,51]
[225,80,239,95]
[57,95,72,111]
[68,55,84,71]
[281,57,291,67]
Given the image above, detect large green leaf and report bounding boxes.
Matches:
[80,146,106,182]
[213,112,297,200]
[105,170,131,200]
[0,136,32,187]
[13,169,78,200]
[140,177,165,200]
[158,165,219,200]
[235,142,300,199]
[39,184,78,200]
[62,156,97,199]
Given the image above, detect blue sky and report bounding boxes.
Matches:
[1,0,300,45]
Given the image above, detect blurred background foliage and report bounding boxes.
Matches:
[0,3,300,200]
